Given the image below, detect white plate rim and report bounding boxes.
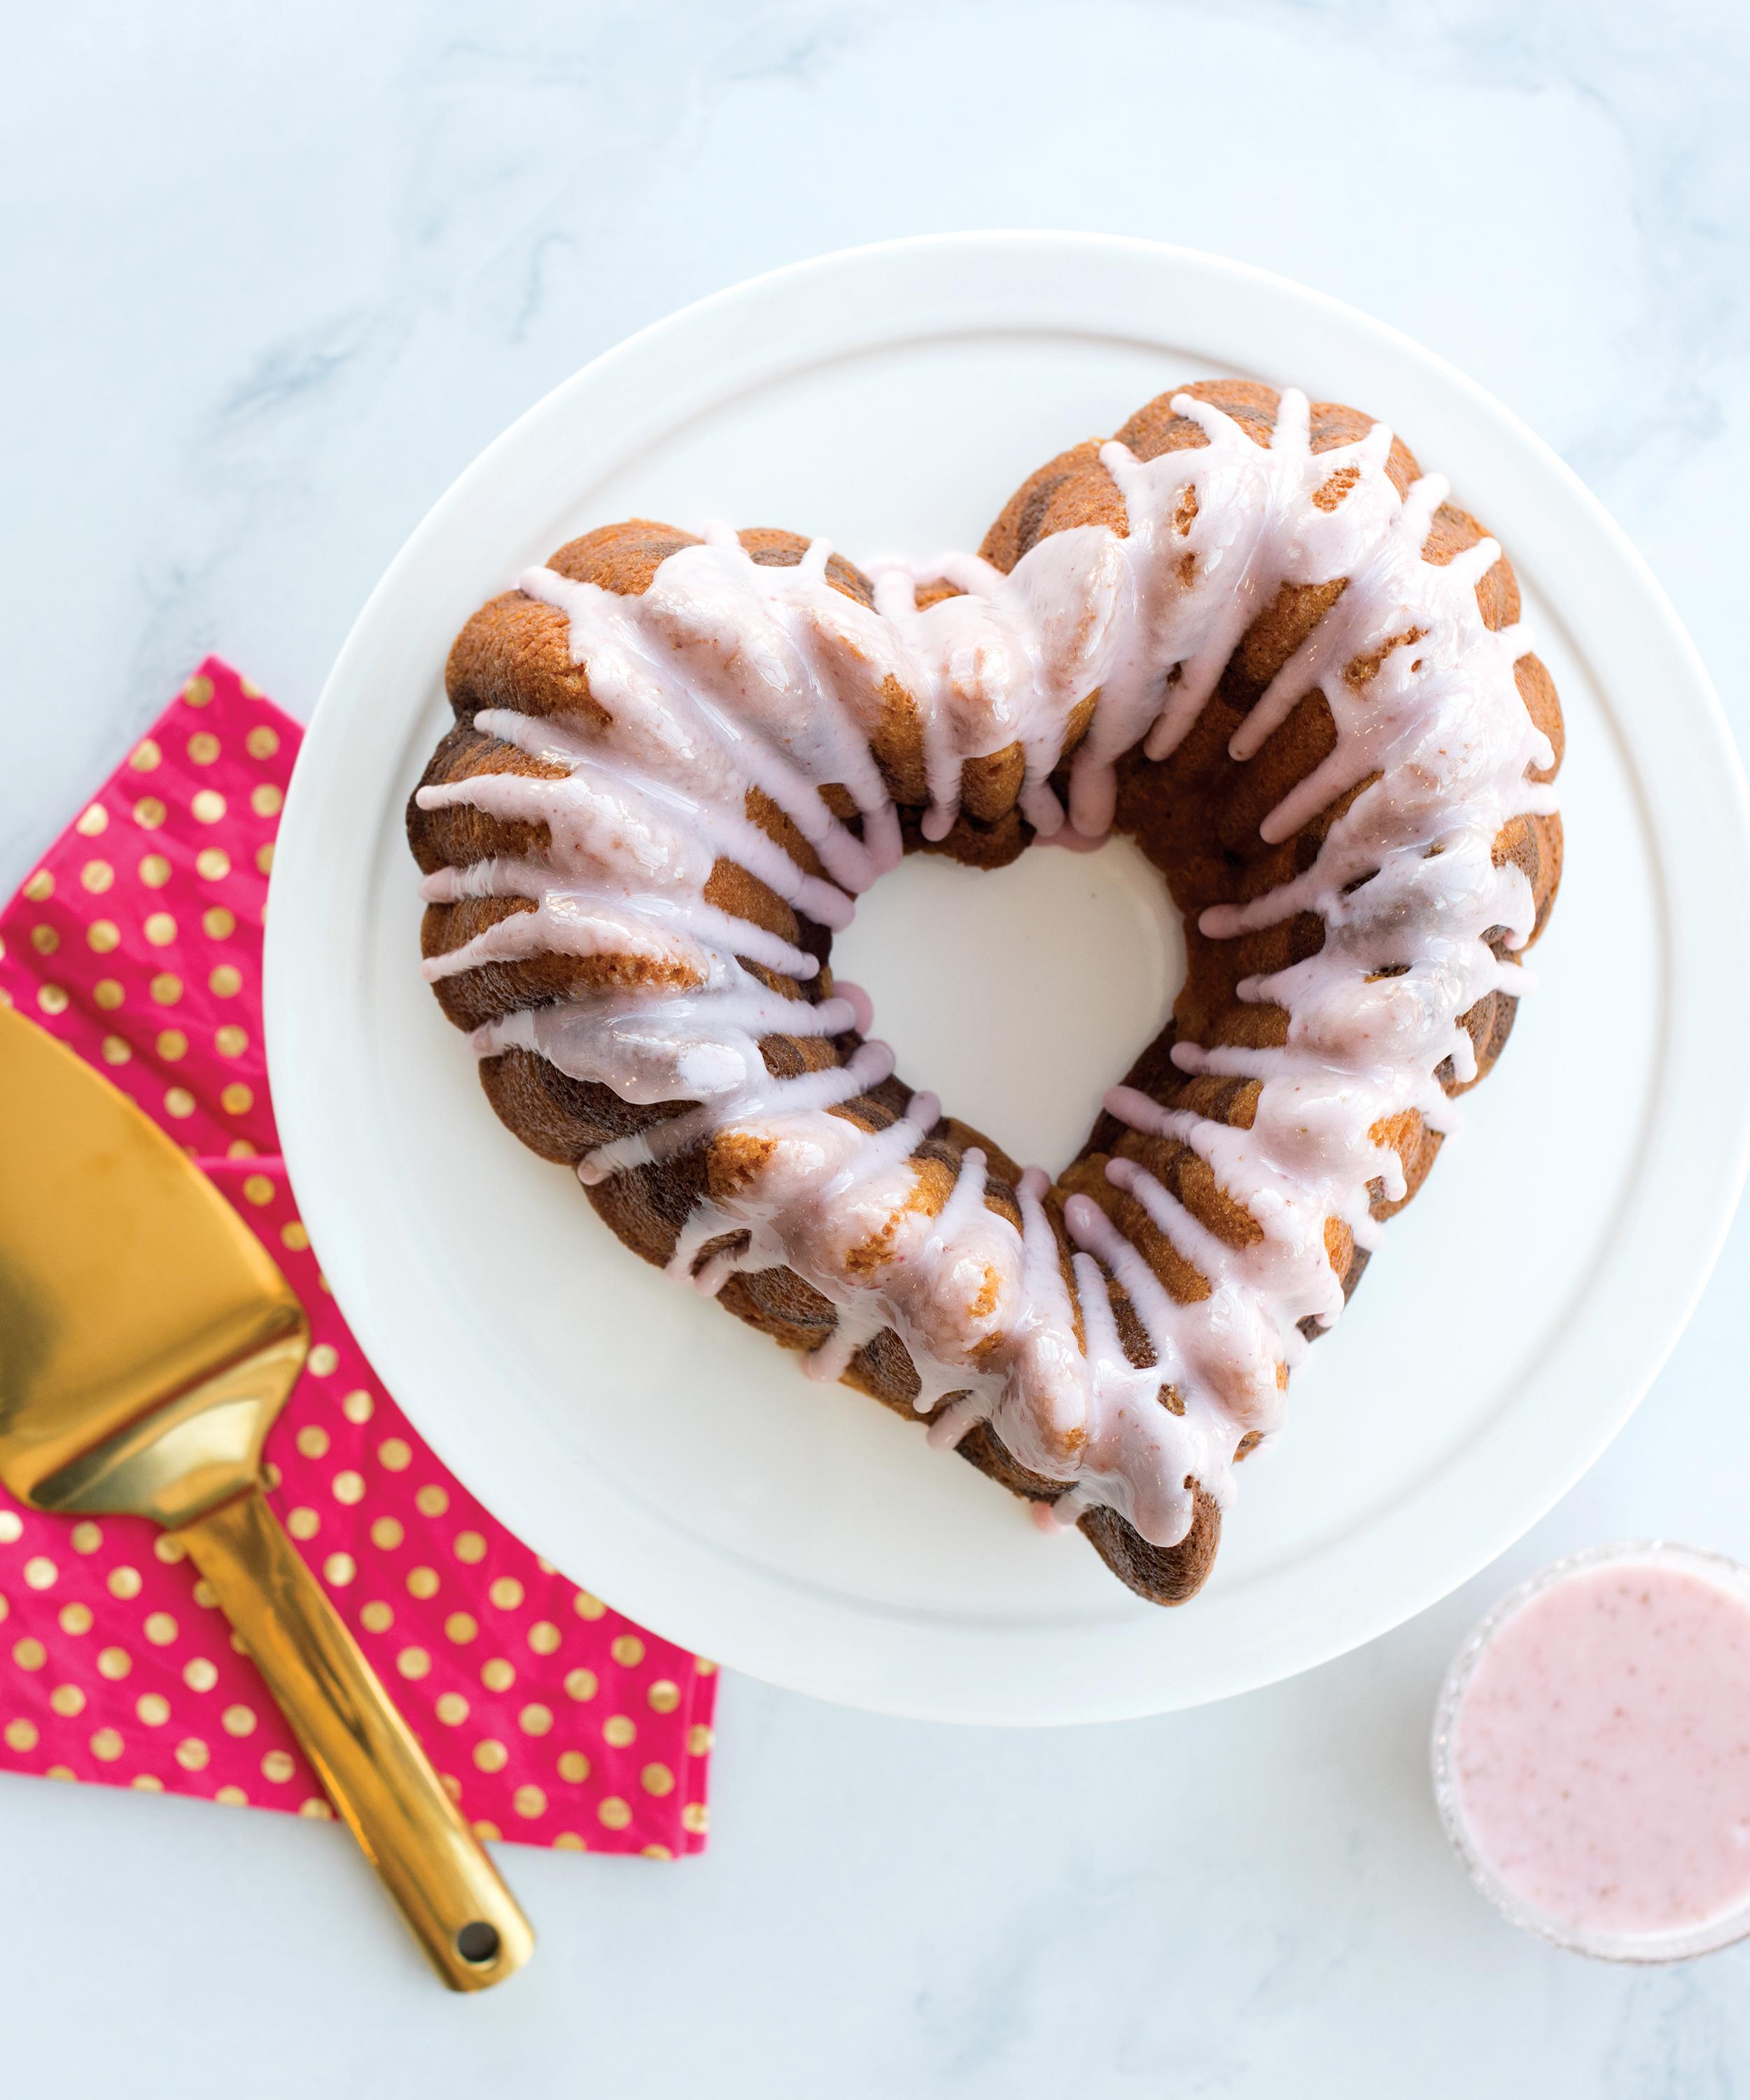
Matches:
[266,232,1750,1724]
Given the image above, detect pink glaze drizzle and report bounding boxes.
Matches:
[416,391,1555,1550]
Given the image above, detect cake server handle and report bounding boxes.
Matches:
[174,1486,535,1991]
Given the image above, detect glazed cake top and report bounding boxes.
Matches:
[418,388,1558,1550]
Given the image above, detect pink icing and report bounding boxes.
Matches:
[1451,1558,1750,1939]
[417,389,1556,1550]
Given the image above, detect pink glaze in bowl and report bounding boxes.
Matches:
[1433,1540,1750,1961]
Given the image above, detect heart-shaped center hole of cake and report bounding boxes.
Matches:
[834,836,1184,1173]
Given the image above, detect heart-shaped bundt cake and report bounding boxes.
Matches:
[407,378,1563,1606]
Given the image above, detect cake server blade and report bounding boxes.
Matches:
[0,1004,533,1989]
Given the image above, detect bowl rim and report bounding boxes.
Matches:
[1432,1538,1750,1962]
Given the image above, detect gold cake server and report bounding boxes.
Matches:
[0,1004,533,1990]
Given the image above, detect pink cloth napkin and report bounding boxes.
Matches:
[0,659,715,1855]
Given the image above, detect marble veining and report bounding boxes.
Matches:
[6,1,1750,2094]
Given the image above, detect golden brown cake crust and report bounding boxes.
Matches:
[407,379,1564,1607]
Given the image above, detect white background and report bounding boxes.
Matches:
[5,2,1750,2092]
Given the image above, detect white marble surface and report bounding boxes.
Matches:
[6,1,1750,2092]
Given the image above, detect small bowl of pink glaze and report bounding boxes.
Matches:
[1433,1540,1750,1961]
